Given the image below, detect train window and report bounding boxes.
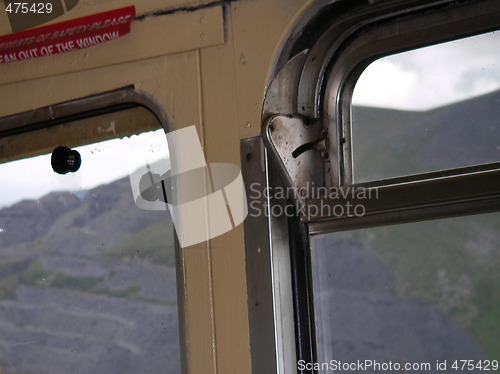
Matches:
[265,3,500,373]
[350,30,500,182]
[310,212,499,373]
[0,107,180,373]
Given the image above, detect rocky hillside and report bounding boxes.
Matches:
[312,211,499,368]
[352,89,500,181]
[0,176,179,374]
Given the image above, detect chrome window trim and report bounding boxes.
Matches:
[306,165,500,233]
[241,137,299,374]
[323,0,500,186]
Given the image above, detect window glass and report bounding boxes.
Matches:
[310,213,499,373]
[351,31,500,182]
[0,116,179,373]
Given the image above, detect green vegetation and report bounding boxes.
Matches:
[96,282,140,299]
[20,261,52,286]
[0,260,51,300]
[107,220,176,266]
[50,273,103,292]
[0,274,18,300]
[338,212,500,359]
[470,281,500,360]
[0,219,175,305]
[0,260,104,296]
[93,282,171,305]
[0,256,169,305]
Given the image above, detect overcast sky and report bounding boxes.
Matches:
[0,129,169,208]
[353,30,500,110]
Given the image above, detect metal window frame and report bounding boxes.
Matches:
[262,0,500,231]
[0,87,189,374]
[327,1,500,186]
[313,0,500,232]
[261,1,500,373]
[241,137,301,374]
[304,2,500,369]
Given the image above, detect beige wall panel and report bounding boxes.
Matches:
[182,244,217,374]
[198,1,315,372]
[199,8,252,373]
[197,2,315,373]
[0,6,224,86]
[230,0,313,139]
[0,50,196,120]
[209,226,248,373]
[0,0,222,35]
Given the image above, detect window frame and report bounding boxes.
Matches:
[262,1,500,373]
[305,0,500,232]
[0,87,188,374]
[327,0,500,186]
[309,1,500,371]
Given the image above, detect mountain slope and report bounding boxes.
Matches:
[0,174,179,374]
[352,89,500,181]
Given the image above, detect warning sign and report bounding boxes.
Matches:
[0,5,135,63]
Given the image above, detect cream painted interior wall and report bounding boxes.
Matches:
[0,0,315,372]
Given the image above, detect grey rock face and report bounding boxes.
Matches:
[312,237,486,373]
